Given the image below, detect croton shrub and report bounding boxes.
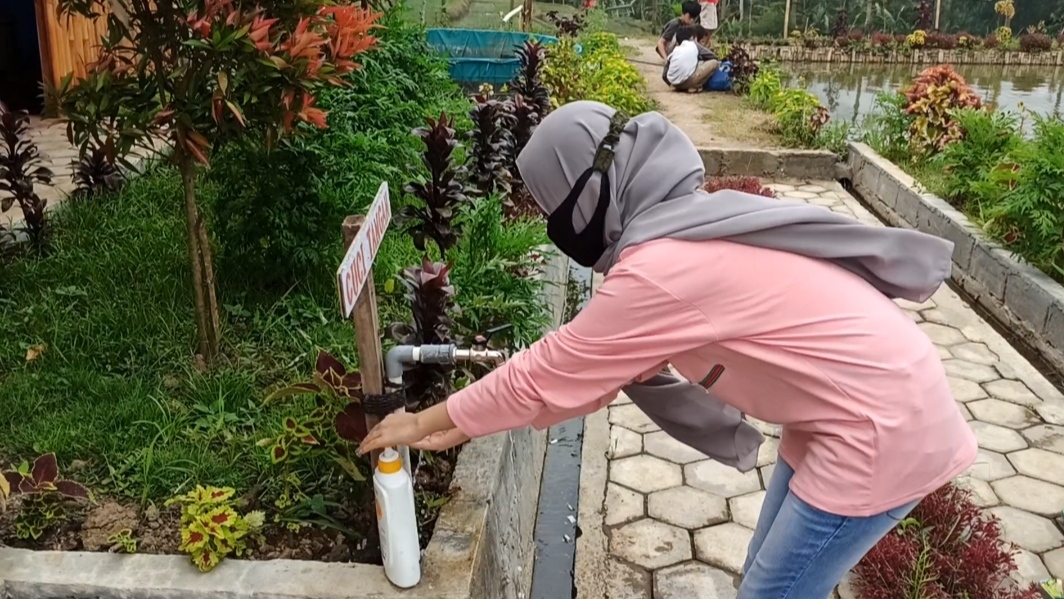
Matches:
[903,65,983,157]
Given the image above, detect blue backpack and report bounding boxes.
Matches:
[704,61,733,92]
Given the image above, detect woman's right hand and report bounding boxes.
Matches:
[411,428,470,452]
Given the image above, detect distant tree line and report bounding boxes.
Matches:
[709,0,1064,38]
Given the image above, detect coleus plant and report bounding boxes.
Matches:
[3,453,91,540]
[400,112,470,258]
[388,258,458,411]
[468,93,516,198]
[510,39,551,121]
[263,350,369,480]
[723,45,760,96]
[903,65,983,156]
[545,10,586,37]
[0,105,54,252]
[166,485,264,572]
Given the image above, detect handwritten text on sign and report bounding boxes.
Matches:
[337,182,392,318]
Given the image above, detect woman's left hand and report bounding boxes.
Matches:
[357,412,425,455]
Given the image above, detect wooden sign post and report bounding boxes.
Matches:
[337,182,397,468]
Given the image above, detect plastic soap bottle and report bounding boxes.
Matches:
[374,447,421,588]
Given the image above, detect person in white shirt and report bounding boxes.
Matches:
[663,26,720,93]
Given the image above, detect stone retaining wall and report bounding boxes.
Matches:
[0,249,570,599]
[698,147,840,181]
[847,142,1064,374]
[746,45,1064,66]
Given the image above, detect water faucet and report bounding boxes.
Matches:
[384,324,512,385]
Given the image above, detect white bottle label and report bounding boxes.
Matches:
[375,488,389,564]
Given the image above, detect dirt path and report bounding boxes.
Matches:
[624,37,782,149]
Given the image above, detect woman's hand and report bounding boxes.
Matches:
[357,412,427,455]
[411,429,470,452]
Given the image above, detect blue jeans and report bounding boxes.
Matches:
[738,459,920,599]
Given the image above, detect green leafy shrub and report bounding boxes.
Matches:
[932,108,1020,209]
[1019,32,1052,52]
[210,12,467,290]
[748,68,783,111]
[0,107,54,253]
[773,88,824,147]
[542,32,652,116]
[861,92,913,162]
[3,453,90,540]
[982,115,1064,279]
[903,65,983,157]
[906,29,927,48]
[166,485,264,572]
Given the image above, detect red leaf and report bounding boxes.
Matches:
[32,453,58,484]
[284,417,298,431]
[211,512,231,524]
[4,471,25,493]
[54,480,90,499]
[300,435,319,445]
[334,402,368,442]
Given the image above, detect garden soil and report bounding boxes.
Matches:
[623,38,783,149]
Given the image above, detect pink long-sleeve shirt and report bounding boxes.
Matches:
[447,238,977,516]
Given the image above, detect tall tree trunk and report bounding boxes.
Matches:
[784,0,792,36]
[864,0,873,29]
[179,155,220,363]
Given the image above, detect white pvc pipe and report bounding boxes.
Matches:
[503,5,522,22]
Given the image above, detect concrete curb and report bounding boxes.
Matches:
[847,142,1064,376]
[0,248,570,599]
[698,147,839,182]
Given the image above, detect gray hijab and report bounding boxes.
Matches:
[516,101,955,472]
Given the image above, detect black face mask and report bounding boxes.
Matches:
[546,111,629,268]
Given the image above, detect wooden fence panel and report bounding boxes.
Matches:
[34,0,108,88]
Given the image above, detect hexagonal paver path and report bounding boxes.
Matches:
[575,181,1064,599]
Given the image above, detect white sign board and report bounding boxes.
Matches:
[337,182,392,318]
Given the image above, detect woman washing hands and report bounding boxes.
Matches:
[358,101,976,599]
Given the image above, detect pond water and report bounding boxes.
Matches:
[783,63,1064,130]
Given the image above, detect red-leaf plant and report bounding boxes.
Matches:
[399,113,471,258]
[52,0,380,364]
[3,453,91,540]
[702,176,776,198]
[510,40,551,121]
[387,258,458,412]
[468,94,516,198]
[263,350,369,481]
[0,106,54,253]
[853,483,1041,599]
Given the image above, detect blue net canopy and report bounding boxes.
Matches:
[426,28,559,86]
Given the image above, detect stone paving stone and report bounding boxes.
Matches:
[649,486,729,530]
[1023,424,1064,454]
[950,377,989,402]
[729,491,766,530]
[964,449,1017,482]
[609,404,662,434]
[936,345,951,360]
[957,401,973,421]
[919,322,967,346]
[1043,547,1064,579]
[685,459,762,498]
[991,475,1064,517]
[613,391,633,405]
[1038,403,1064,426]
[798,184,827,193]
[907,310,925,323]
[757,437,780,468]
[644,431,709,464]
[835,574,858,599]
[605,558,652,599]
[611,518,693,570]
[1007,448,1064,486]
[970,421,1029,453]
[784,190,818,199]
[611,455,683,493]
[694,523,754,575]
[654,562,738,599]
[950,342,999,365]
[609,426,643,459]
[988,506,1064,553]
[920,308,951,324]
[748,417,782,438]
[606,482,646,526]
[985,379,1043,408]
[953,476,1000,507]
[943,359,1002,383]
[896,298,936,311]
[1013,549,1051,585]
[968,399,1041,429]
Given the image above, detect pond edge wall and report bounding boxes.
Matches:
[847,142,1064,375]
[0,247,569,599]
[698,147,841,181]
[746,45,1064,66]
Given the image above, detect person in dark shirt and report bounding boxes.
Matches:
[656,1,701,60]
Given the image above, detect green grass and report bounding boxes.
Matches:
[0,167,548,504]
